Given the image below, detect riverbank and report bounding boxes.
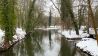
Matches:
[76,38,98,56]
[0,26,98,56]
[58,28,98,56]
[0,28,26,48]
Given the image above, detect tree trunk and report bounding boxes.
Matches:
[87,0,98,43]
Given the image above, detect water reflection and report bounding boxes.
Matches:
[24,35,34,56]
[0,29,88,56]
[48,30,52,48]
[59,37,71,56]
[13,30,44,56]
[0,48,15,56]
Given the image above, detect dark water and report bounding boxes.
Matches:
[0,29,88,56]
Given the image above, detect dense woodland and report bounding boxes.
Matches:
[0,0,98,56]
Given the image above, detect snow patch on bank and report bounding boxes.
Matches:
[13,28,26,42]
[58,30,89,38]
[0,29,5,46]
[35,26,60,30]
[76,38,98,56]
[0,28,26,44]
[88,28,98,34]
[58,26,98,56]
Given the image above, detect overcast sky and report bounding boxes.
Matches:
[43,0,59,17]
[43,0,98,16]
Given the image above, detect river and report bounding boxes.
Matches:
[0,29,89,56]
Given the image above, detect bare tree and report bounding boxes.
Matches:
[87,0,98,43]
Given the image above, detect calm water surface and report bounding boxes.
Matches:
[0,29,88,56]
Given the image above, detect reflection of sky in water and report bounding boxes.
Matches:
[39,34,61,56]
[1,30,89,56]
[34,30,61,56]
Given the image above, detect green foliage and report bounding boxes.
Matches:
[25,0,36,33]
[0,0,16,41]
[25,0,45,32]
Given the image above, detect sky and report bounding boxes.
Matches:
[43,0,60,17]
[43,0,98,17]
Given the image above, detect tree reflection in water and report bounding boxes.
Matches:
[0,30,89,56]
[48,30,52,48]
[13,30,44,56]
[59,37,71,56]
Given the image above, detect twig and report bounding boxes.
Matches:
[50,0,61,15]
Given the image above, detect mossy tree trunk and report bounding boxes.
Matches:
[25,0,36,33]
[0,0,16,48]
[60,0,79,35]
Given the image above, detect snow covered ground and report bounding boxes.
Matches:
[0,29,5,47]
[34,26,61,30]
[0,26,98,56]
[58,26,89,38]
[58,30,89,38]
[76,38,98,56]
[13,28,26,42]
[35,26,98,56]
[0,28,26,46]
[58,26,98,56]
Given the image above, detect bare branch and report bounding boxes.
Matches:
[50,0,61,15]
